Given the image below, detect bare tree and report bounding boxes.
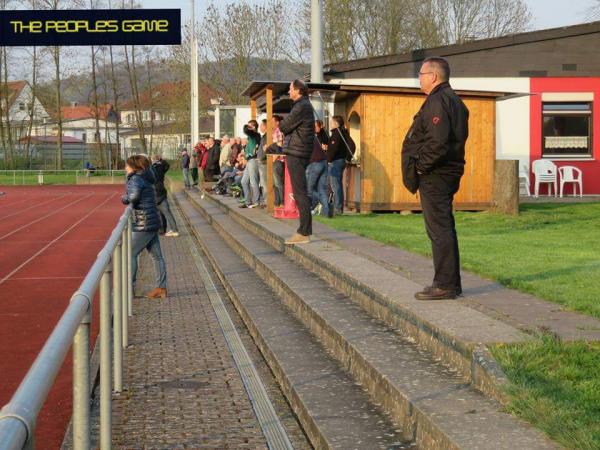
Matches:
[587,1,600,19]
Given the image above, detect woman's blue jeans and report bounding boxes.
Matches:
[131,231,167,289]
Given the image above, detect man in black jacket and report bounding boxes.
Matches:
[151,154,179,237]
[401,57,469,300]
[279,79,315,244]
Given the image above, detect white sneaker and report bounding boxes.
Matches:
[200,192,205,199]
[164,230,179,237]
[247,203,258,209]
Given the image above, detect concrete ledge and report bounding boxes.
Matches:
[176,194,412,450]
[180,192,559,450]
[192,192,528,403]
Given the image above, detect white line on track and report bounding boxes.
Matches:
[0,193,95,241]
[0,193,117,285]
[0,195,68,221]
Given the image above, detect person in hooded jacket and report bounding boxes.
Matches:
[151,154,179,237]
[325,115,355,215]
[122,154,168,299]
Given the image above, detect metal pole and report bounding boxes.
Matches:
[112,243,123,393]
[127,220,133,317]
[190,0,199,147]
[99,269,112,450]
[121,231,128,348]
[311,0,323,83]
[72,302,91,450]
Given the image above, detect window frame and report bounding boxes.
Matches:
[541,101,593,159]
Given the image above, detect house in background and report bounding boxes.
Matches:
[322,21,600,195]
[44,102,120,145]
[1,80,51,142]
[119,80,219,157]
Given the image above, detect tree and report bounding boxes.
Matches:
[588,1,600,19]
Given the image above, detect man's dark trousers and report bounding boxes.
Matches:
[286,155,312,236]
[418,172,462,292]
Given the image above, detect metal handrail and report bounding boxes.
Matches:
[0,206,133,450]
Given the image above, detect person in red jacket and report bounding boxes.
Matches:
[194,141,209,197]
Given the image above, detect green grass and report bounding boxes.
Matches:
[317,203,600,319]
[318,204,600,448]
[491,337,600,450]
[0,170,123,186]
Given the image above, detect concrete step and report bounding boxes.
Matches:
[178,192,559,450]
[189,192,530,402]
[176,193,415,450]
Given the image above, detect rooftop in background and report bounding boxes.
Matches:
[18,135,84,144]
[1,81,28,108]
[120,80,223,111]
[61,104,117,122]
[323,20,600,78]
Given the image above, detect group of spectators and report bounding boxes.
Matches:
[178,113,355,217]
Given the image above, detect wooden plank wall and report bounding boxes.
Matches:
[356,93,496,210]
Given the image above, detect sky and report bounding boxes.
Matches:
[138,0,598,32]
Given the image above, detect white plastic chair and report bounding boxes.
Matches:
[519,164,531,197]
[532,159,557,198]
[559,166,583,198]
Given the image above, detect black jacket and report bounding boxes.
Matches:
[401,82,469,193]
[152,160,169,204]
[122,168,161,232]
[181,153,190,169]
[279,95,315,159]
[327,127,354,163]
[206,144,221,178]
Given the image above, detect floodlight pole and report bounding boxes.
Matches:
[190,0,199,148]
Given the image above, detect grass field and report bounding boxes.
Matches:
[317,203,600,449]
[317,203,600,319]
[0,170,124,186]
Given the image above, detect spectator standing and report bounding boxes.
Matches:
[190,149,198,186]
[401,56,469,301]
[181,149,191,188]
[219,135,233,174]
[271,115,285,207]
[325,116,355,215]
[122,155,167,299]
[307,120,330,217]
[279,79,314,244]
[205,137,221,181]
[151,154,179,237]
[257,119,268,207]
[240,120,261,208]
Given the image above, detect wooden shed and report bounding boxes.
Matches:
[242,81,514,213]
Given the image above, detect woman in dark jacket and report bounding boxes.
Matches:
[122,155,167,299]
[325,115,354,215]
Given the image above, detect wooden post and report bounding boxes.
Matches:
[250,98,257,120]
[266,85,274,212]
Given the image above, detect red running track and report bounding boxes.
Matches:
[0,185,125,449]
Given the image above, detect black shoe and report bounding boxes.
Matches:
[239,204,248,208]
[415,287,457,301]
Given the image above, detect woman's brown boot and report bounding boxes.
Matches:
[145,288,167,299]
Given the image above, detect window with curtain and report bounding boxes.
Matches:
[542,102,592,157]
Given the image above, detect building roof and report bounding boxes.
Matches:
[19,135,85,144]
[242,80,506,110]
[119,117,213,136]
[323,20,600,75]
[61,104,117,121]
[120,80,222,111]
[1,81,28,108]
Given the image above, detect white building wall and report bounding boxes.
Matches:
[234,106,251,139]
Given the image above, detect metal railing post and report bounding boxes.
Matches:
[72,292,91,450]
[112,242,123,393]
[121,230,129,348]
[127,220,133,317]
[99,268,112,450]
